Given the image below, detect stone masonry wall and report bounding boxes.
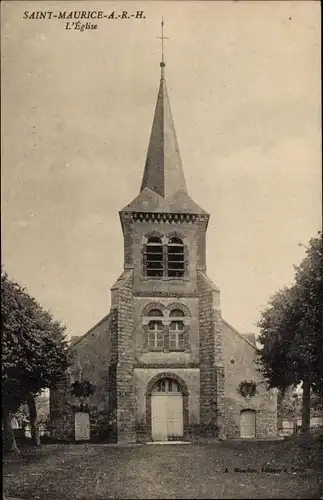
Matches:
[114,271,136,443]
[49,373,74,441]
[196,220,208,271]
[49,314,113,442]
[130,220,199,296]
[70,315,112,408]
[197,272,225,437]
[132,296,200,366]
[120,214,134,269]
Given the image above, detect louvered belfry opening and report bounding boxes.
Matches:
[146,236,164,277]
[167,237,184,277]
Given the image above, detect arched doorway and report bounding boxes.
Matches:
[151,378,184,441]
[240,409,256,438]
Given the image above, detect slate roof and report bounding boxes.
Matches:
[121,62,207,216]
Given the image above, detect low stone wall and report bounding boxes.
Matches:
[89,410,117,443]
[50,403,118,443]
[50,408,74,442]
[256,409,278,438]
[279,416,323,437]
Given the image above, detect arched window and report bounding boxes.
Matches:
[169,309,185,317]
[167,237,184,278]
[142,305,189,353]
[146,237,163,277]
[168,308,186,351]
[152,378,182,393]
[169,320,185,350]
[148,319,164,349]
[148,309,163,317]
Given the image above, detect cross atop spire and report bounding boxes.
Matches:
[156,18,169,77]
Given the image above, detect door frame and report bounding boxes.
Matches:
[145,372,189,441]
[240,409,256,438]
[151,391,184,441]
[74,411,90,441]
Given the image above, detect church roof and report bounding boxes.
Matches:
[110,270,133,290]
[121,61,207,216]
[222,319,258,351]
[70,313,111,350]
[243,333,257,347]
[121,187,208,214]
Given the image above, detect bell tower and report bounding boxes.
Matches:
[119,38,210,294]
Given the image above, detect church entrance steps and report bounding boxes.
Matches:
[4,497,26,500]
[192,438,221,444]
[146,440,191,445]
[84,443,144,448]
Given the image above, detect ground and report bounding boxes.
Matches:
[3,438,323,499]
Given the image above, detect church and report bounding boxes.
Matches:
[49,47,278,444]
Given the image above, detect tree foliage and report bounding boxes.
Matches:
[293,234,323,396]
[278,388,302,422]
[1,269,71,450]
[257,233,323,428]
[257,285,302,390]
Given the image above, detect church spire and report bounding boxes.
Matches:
[140,20,188,199]
[121,22,208,216]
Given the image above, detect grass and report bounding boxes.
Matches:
[3,435,323,499]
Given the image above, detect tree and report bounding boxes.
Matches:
[35,390,50,429]
[293,233,323,398]
[2,270,71,452]
[257,286,300,387]
[13,402,29,430]
[277,388,302,428]
[311,391,323,415]
[257,232,323,432]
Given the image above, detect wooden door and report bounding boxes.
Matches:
[167,394,183,438]
[151,394,168,441]
[151,393,183,441]
[240,410,256,438]
[75,412,90,441]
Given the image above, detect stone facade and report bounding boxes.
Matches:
[49,59,277,443]
[50,219,277,443]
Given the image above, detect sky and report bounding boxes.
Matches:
[1,1,321,339]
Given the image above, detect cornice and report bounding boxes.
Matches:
[133,291,197,298]
[121,212,209,224]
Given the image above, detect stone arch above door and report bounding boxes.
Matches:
[145,372,189,441]
[146,372,189,396]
